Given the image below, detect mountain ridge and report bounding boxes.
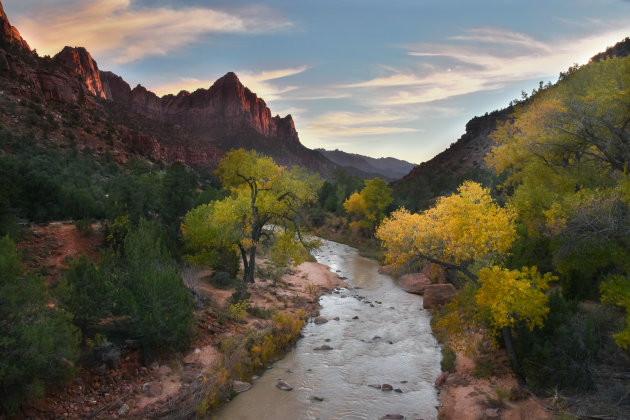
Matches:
[316,148,416,181]
[0,3,339,175]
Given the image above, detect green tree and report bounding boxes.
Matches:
[57,255,113,337]
[106,220,195,363]
[343,177,393,234]
[182,149,322,286]
[0,236,80,414]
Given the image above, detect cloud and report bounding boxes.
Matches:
[304,110,418,138]
[14,0,292,63]
[151,65,308,100]
[344,26,630,105]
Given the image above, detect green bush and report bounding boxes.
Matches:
[513,292,601,391]
[0,236,80,415]
[472,359,494,379]
[105,220,195,364]
[441,345,457,372]
[57,255,113,337]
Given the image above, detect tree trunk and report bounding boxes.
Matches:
[502,326,525,386]
[246,246,256,283]
[238,245,250,284]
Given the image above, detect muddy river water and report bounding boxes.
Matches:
[218,239,441,420]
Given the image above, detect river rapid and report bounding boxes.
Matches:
[217,239,441,420]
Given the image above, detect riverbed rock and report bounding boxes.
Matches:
[378,265,397,277]
[381,383,393,391]
[423,284,457,309]
[397,273,432,295]
[312,395,325,401]
[233,380,252,393]
[380,415,405,420]
[434,372,449,388]
[369,384,382,389]
[314,344,333,350]
[276,380,293,391]
[314,316,328,324]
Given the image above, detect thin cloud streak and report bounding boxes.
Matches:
[305,110,418,138]
[342,26,630,105]
[14,0,292,63]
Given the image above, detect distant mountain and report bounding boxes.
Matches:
[317,148,416,181]
[0,2,339,176]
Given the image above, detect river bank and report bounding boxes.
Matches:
[24,222,347,419]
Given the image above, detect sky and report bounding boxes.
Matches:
[4,0,630,164]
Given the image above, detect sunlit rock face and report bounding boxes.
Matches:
[0,2,29,51]
[54,46,107,99]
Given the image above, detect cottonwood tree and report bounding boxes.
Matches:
[487,55,630,345]
[376,181,552,371]
[343,177,393,234]
[182,149,322,289]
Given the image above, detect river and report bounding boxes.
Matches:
[217,239,441,420]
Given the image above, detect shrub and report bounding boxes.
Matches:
[472,359,494,379]
[75,218,93,236]
[0,236,80,414]
[513,292,602,391]
[440,345,457,372]
[229,300,248,322]
[106,220,195,363]
[57,255,113,337]
[246,305,275,319]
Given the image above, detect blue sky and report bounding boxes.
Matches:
[4,0,630,163]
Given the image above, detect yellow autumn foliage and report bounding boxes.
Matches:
[476,266,554,334]
[376,181,516,269]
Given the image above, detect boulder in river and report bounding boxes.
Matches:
[397,273,432,295]
[233,380,252,393]
[380,415,405,420]
[314,316,328,324]
[314,344,333,350]
[381,383,393,391]
[276,379,293,391]
[423,284,457,308]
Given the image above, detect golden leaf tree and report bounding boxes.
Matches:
[182,149,322,287]
[376,181,552,371]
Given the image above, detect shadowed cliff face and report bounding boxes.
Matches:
[101,71,301,147]
[0,2,29,50]
[99,70,337,174]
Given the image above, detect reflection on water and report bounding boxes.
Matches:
[217,239,441,420]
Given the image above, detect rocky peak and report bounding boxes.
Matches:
[54,46,107,99]
[0,1,30,50]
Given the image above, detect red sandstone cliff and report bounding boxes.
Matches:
[0,2,29,50]
[0,1,337,175]
[54,46,107,99]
